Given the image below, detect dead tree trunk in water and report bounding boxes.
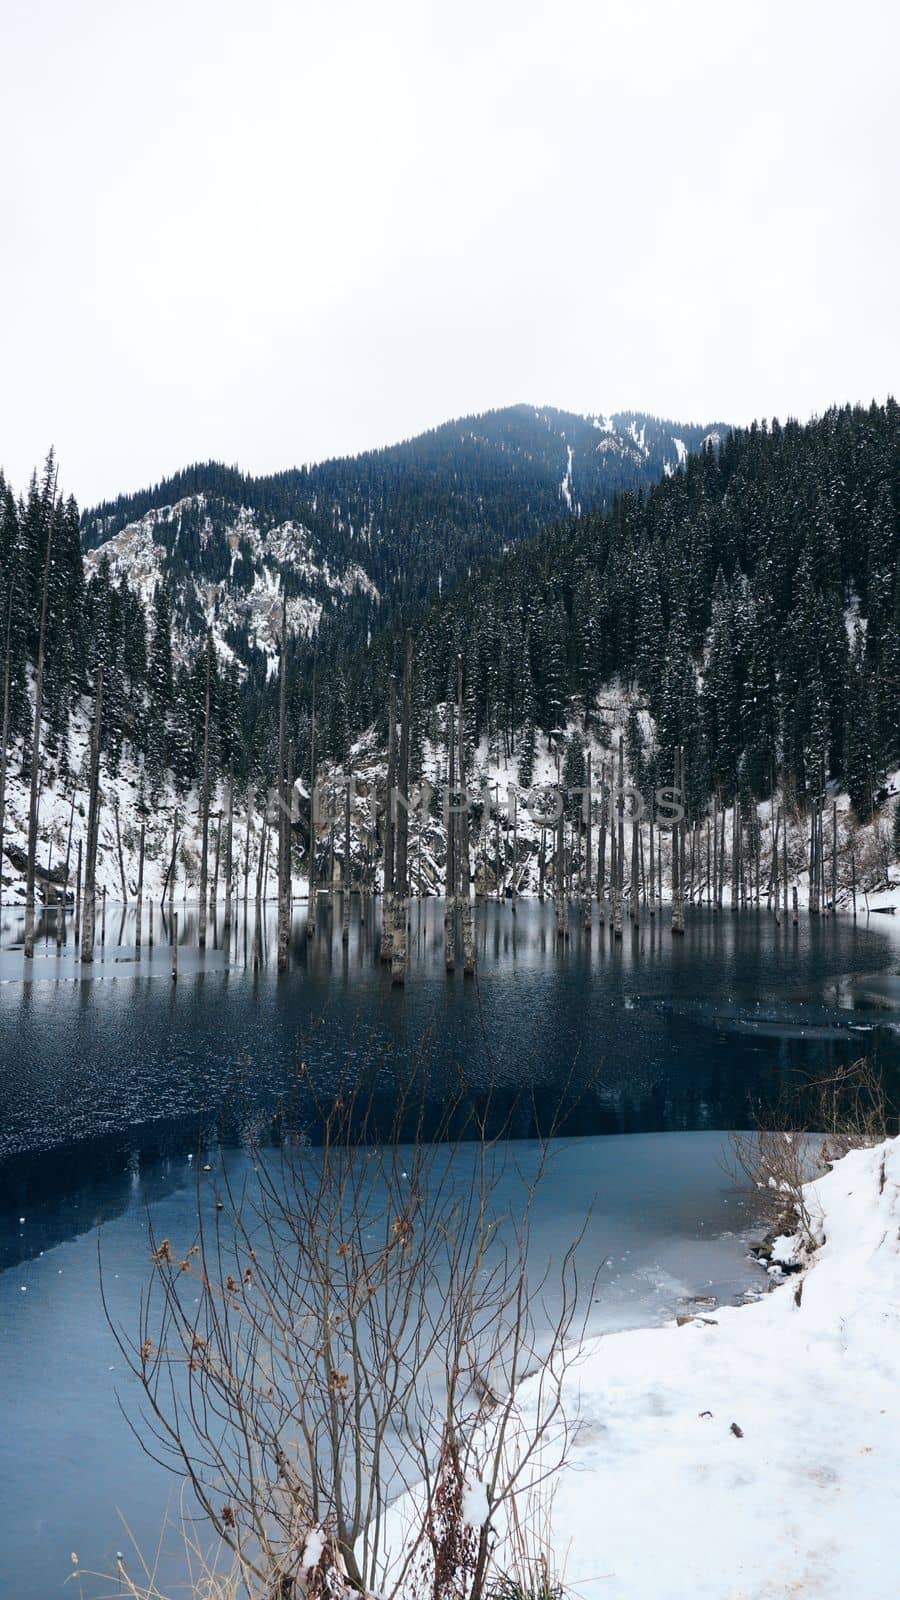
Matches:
[80,669,104,964]
[555,788,567,937]
[444,698,456,970]
[307,682,318,937]
[380,675,396,961]
[597,762,607,925]
[831,801,837,914]
[25,465,56,958]
[114,799,128,906]
[458,656,475,974]
[135,822,145,947]
[255,811,266,903]
[166,809,178,917]
[613,736,625,938]
[210,809,222,921]
[0,567,16,910]
[198,635,212,949]
[75,838,82,943]
[583,751,592,931]
[648,810,656,917]
[808,799,817,915]
[342,765,351,945]
[276,603,290,974]
[671,746,685,935]
[223,780,234,931]
[391,635,412,984]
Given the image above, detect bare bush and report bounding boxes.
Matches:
[100,1072,591,1600]
[731,1057,893,1246]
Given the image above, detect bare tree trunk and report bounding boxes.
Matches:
[809,798,818,915]
[649,810,655,917]
[444,701,455,966]
[198,635,212,949]
[223,780,234,931]
[80,669,104,964]
[381,675,396,962]
[614,735,624,938]
[584,751,592,931]
[114,799,128,905]
[167,808,178,917]
[773,808,781,925]
[75,838,82,943]
[597,762,606,924]
[458,657,475,974]
[0,575,15,910]
[712,796,718,912]
[391,634,412,984]
[276,603,290,974]
[25,468,56,958]
[210,809,222,921]
[255,812,266,902]
[630,808,640,927]
[672,746,685,935]
[831,801,837,914]
[135,822,145,947]
[306,678,318,936]
[342,764,351,945]
[555,792,567,937]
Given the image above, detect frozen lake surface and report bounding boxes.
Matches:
[1,899,899,1597]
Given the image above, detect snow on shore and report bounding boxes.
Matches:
[511,1137,900,1598]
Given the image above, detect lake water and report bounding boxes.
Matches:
[1,897,899,1598]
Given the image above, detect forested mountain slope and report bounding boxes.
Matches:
[79,406,722,678]
[346,402,900,822]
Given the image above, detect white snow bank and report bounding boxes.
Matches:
[376,1140,900,1599]
[519,1137,900,1598]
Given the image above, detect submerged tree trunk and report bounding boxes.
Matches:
[114,800,128,906]
[307,683,318,938]
[597,762,607,925]
[223,780,234,931]
[391,635,412,984]
[165,809,179,916]
[276,603,290,974]
[80,670,104,964]
[135,821,145,947]
[444,697,456,970]
[381,675,396,962]
[458,656,475,974]
[198,635,212,949]
[671,746,685,935]
[342,765,351,945]
[583,751,592,931]
[0,572,16,910]
[25,469,56,957]
[614,736,625,938]
[74,838,83,943]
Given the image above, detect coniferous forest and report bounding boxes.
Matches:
[1,400,898,838]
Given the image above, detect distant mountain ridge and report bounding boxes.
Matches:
[80,405,727,669]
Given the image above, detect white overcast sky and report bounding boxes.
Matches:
[2,0,898,506]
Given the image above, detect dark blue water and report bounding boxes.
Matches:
[0,898,898,1598]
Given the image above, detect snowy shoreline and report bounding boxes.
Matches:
[507,1139,900,1598]
[377,1139,900,1600]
